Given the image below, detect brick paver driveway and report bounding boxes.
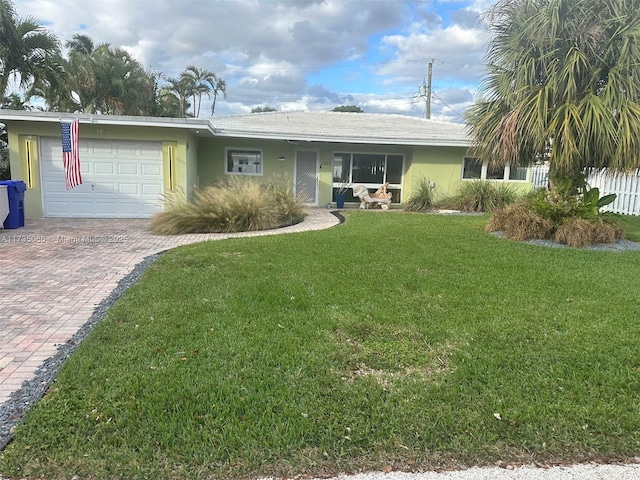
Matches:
[0,210,339,404]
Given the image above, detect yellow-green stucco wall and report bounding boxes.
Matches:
[5,120,195,218]
[6,119,533,218]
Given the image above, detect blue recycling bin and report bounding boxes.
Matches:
[0,180,26,229]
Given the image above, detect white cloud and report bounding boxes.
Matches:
[11,0,494,122]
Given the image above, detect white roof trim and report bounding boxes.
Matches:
[0,110,214,134]
[211,129,469,146]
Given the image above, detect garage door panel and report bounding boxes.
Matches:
[143,203,163,216]
[142,184,163,195]
[49,200,93,216]
[118,183,140,195]
[40,137,164,218]
[141,164,162,176]
[45,201,71,216]
[43,179,69,194]
[118,163,139,175]
[94,162,116,175]
[94,183,116,194]
[92,143,115,155]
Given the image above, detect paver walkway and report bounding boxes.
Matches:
[0,209,340,404]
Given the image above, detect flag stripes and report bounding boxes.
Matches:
[61,120,82,189]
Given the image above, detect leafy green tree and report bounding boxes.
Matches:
[466,0,640,184]
[332,105,363,113]
[0,0,63,100]
[155,84,184,117]
[251,106,277,113]
[26,34,157,115]
[66,33,94,56]
[89,45,156,115]
[165,75,194,118]
[2,92,27,109]
[28,33,97,112]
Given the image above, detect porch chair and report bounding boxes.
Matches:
[352,183,392,210]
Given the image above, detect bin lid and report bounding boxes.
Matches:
[0,180,27,192]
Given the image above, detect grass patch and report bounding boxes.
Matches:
[2,212,640,479]
[611,214,640,241]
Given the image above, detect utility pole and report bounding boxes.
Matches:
[426,59,433,119]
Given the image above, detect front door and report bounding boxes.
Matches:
[295,150,318,205]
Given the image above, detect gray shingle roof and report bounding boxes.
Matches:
[212,111,470,146]
[0,109,470,147]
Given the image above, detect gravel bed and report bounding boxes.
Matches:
[491,231,640,252]
[0,252,164,451]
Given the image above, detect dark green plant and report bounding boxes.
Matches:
[528,189,580,224]
[403,177,435,212]
[578,187,616,219]
[528,186,617,224]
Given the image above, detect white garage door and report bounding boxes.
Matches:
[40,138,164,218]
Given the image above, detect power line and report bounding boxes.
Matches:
[431,91,467,121]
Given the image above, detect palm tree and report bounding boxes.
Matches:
[166,76,194,118]
[466,0,640,184]
[181,65,216,117]
[89,46,156,115]
[210,77,227,115]
[0,0,63,100]
[66,33,94,56]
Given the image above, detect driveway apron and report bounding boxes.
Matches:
[0,209,340,405]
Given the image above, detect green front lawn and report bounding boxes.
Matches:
[612,213,640,241]
[2,212,640,479]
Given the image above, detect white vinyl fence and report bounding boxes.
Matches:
[531,165,640,216]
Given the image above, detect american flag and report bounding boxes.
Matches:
[61,119,82,189]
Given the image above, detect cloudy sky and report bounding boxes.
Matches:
[13,0,496,122]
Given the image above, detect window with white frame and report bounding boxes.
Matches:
[463,157,527,181]
[332,152,404,202]
[226,148,263,175]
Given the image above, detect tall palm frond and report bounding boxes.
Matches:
[466,0,640,175]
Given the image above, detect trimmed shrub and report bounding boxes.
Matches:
[554,217,623,248]
[150,175,305,235]
[486,204,554,241]
[403,177,435,212]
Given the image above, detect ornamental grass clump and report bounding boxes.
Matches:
[150,175,305,234]
[553,217,623,248]
[450,180,517,213]
[264,174,306,227]
[403,177,436,212]
[485,204,553,241]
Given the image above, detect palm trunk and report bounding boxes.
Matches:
[0,76,9,103]
[548,164,587,197]
[211,93,217,115]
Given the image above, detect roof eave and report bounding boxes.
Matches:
[0,110,215,136]
[212,130,470,147]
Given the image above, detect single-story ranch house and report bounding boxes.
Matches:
[1,110,532,219]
